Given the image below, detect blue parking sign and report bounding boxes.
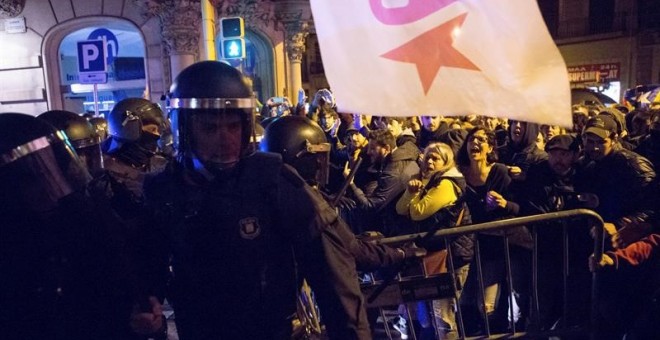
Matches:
[77,40,107,73]
[88,28,118,66]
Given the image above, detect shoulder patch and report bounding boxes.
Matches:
[239,217,261,240]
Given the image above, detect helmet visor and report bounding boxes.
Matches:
[188,111,244,170]
[0,132,91,212]
[295,142,331,188]
[76,144,105,176]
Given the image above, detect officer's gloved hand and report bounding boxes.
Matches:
[333,195,356,210]
[357,231,385,243]
[397,243,428,262]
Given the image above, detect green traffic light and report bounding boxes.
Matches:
[223,38,245,59]
[227,41,240,57]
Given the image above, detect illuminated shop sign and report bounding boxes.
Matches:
[567,62,620,84]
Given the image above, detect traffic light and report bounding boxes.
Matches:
[222,38,246,59]
[220,17,245,59]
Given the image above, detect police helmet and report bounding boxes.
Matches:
[169,61,255,172]
[108,98,167,144]
[105,98,168,168]
[260,116,331,187]
[0,113,91,214]
[38,110,104,176]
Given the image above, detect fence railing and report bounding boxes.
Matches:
[362,209,605,340]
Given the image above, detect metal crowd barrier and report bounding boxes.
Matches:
[361,209,604,340]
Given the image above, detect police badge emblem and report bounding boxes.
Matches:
[239,217,261,239]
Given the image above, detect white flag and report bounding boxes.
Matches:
[309,0,572,127]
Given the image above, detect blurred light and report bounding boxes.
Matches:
[452,26,461,39]
[222,38,245,59]
[228,41,240,57]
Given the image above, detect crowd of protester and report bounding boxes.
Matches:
[264,89,660,340]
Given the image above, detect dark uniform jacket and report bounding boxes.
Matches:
[145,152,371,340]
[0,193,132,340]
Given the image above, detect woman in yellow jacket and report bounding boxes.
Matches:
[396,142,473,339]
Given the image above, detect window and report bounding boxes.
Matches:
[537,0,559,38]
[58,25,146,116]
[638,0,660,30]
[589,0,615,34]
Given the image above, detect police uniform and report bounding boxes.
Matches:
[146,152,371,339]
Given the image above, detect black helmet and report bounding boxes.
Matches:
[169,61,255,173]
[106,98,168,168]
[0,113,91,214]
[108,98,167,143]
[38,110,104,176]
[260,116,331,187]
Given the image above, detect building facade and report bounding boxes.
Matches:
[539,0,660,102]
[4,0,658,116]
[0,0,325,115]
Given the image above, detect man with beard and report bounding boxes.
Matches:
[497,119,548,181]
[341,126,378,197]
[418,115,450,149]
[577,115,656,248]
[344,129,420,236]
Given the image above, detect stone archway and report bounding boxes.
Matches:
[42,16,162,111]
[245,28,276,102]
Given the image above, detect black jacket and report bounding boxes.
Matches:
[145,152,371,340]
[350,141,420,235]
[498,122,547,180]
[514,160,580,215]
[513,160,594,274]
[464,163,532,250]
[635,133,660,169]
[418,122,450,149]
[576,148,656,223]
[0,193,133,340]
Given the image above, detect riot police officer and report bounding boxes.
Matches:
[38,108,168,339]
[0,113,132,339]
[260,115,425,271]
[145,61,372,339]
[104,97,170,197]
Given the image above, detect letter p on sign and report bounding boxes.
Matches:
[77,39,107,73]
